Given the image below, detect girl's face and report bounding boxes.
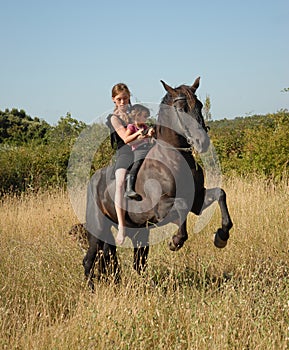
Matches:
[112,92,130,112]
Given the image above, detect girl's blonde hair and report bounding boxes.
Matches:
[111,83,132,124]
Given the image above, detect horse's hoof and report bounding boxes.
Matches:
[168,235,184,251]
[169,241,179,251]
[214,229,229,249]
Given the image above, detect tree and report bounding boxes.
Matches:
[203,94,212,122]
[48,112,87,144]
[0,108,50,144]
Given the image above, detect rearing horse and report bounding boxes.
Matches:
[83,77,233,288]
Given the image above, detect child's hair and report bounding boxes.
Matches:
[130,104,150,119]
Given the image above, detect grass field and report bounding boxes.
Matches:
[0,177,288,349]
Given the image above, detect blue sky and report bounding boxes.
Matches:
[1,0,288,124]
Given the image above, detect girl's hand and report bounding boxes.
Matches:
[147,128,155,137]
[137,129,145,139]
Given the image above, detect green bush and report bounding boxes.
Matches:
[0,119,114,194]
[0,111,90,194]
[0,143,70,193]
[209,111,289,180]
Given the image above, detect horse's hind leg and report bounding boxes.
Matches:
[102,242,120,283]
[132,229,150,274]
[83,235,120,289]
[83,223,122,288]
[83,233,103,291]
[201,188,233,248]
[133,246,149,274]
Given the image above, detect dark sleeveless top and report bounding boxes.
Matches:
[106,114,126,150]
[106,114,133,170]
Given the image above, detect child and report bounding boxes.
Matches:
[124,104,155,200]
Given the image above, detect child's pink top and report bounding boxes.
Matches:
[127,123,149,151]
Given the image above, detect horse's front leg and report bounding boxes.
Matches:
[168,198,190,251]
[169,219,188,251]
[202,188,233,248]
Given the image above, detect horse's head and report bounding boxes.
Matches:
[159,77,210,153]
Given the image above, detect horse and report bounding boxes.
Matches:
[83,76,233,289]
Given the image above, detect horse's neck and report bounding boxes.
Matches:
[156,124,191,149]
[156,125,177,145]
[156,107,189,148]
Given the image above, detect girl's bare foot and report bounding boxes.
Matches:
[116,226,126,245]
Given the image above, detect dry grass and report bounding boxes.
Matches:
[0,178,288,349]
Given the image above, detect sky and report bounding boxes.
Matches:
[0,0,288,125]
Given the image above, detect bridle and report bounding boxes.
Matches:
[154,95,195,153]
[173,94,210,133]
[172,94,199,152]
[156,93,209,155]
[173,95,188,104]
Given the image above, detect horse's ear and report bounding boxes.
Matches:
[191,76,200,92]
[160,80,177,97]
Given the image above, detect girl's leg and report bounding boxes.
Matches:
[115,168,127,245]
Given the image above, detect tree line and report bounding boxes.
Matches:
[0,108,288,194]
[0,109,88,193]
[208,109,289,180]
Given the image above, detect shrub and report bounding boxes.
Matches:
[209,111,289,180]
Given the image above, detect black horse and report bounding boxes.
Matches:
[83,77,233,289]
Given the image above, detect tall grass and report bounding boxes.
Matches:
[0,177,288,349]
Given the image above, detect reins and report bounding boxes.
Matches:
[156,140,193,153]
[155,140,198,170]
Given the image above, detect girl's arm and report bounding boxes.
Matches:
[124,125,144,144]
[111,116,143,144]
